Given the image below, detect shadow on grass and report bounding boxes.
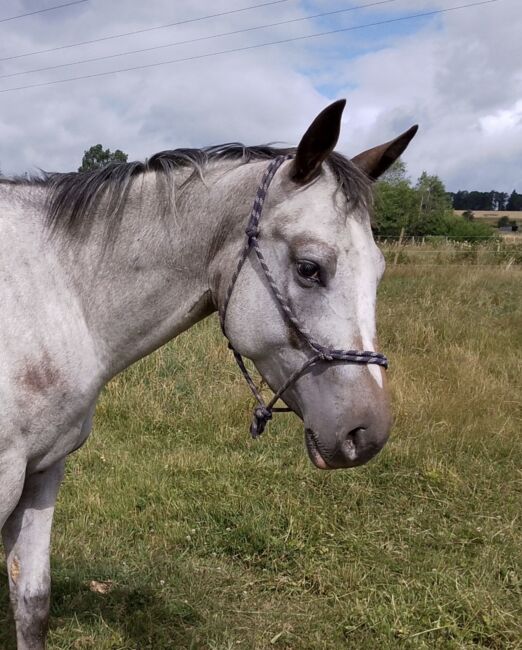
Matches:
[0,562,202,649]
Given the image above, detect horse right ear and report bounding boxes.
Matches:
[351,125,418,181]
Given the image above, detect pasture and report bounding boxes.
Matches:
[378,237,522,267]
[1,259,521,649]
[454,210,521,228]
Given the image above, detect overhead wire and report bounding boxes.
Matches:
[0,0,293,62]
[0,0,87,24]
[0,0,501,94]
[0,0,403,80]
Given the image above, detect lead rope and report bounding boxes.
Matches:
[219,155,388,438]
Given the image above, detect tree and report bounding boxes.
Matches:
[373,164,495,240]
[506,190,522,211]
[451,190,469,210]
[379,159,408,185]
[373,159,420,236]
[78,144,128,172]
[373,180,419,236]
[409,172,453,236]
[451,189,516,211]
[497,215,511,228]
[491,191,508,211]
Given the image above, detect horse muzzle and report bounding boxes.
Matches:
[304,414,391,470]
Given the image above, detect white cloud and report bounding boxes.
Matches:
[480,100,522,135]
[334,0,522,190]
[0,0,520,191]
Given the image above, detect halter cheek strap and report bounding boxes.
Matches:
[219,155,388,439]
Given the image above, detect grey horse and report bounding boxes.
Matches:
[0,100,416,648]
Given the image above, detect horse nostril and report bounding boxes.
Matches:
[341,427,367,461]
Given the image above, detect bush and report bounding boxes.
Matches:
[441,214,495,241]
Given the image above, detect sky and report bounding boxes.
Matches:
[0,0,520,192]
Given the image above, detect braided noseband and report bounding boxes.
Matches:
[219,155,388,438]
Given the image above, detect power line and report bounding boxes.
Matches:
[0,0,500,94]
[0,0,402,80]
[0,0,87,25]
[0,0,292,62]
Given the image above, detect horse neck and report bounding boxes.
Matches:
[54,164,256,379]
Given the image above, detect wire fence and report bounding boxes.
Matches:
[376,234,522,268]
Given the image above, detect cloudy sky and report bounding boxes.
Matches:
[0,0,520,191]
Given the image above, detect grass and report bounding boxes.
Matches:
[379,237,522,267]
[1,263,521,649]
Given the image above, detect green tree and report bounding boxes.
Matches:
[379,159,408,185]
[506,190,522,211]
[373,181,419,236]
[410,172,453,236]
[78,144,128,172]
[497,192,509,211]
[373,164,495,240]
[373,159,420,236]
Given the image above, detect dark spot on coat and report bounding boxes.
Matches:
[17,353,60,394]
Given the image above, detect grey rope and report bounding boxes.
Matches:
[220,155,388,438]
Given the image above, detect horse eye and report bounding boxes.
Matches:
[296,260,320,282]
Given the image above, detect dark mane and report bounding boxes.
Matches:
[1,144,372,238]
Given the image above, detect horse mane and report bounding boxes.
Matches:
[1,144,372,239]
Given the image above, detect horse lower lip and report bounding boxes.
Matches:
[305,429,330,470]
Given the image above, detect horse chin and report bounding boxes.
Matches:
[304,429,331,470]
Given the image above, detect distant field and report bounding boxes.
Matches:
[1,262,521,649]
[454,209,521,225]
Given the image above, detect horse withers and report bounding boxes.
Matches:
[0,100,416,648]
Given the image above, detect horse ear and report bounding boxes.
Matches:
[351,125,418,181]
[290,99,346,184]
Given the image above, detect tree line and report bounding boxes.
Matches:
[450,189,522,211]
[373,161,495,239]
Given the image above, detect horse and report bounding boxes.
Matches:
[0,99,417,648]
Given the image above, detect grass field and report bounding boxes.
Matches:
[379,237,522,267]
[1,262,521,649]
[454,210,521,228]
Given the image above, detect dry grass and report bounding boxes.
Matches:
[454,210,521,226]
[1,263,521,649]
[379,238,522,267]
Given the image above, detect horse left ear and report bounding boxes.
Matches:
[351,125,418,181]
[290,99,346,184]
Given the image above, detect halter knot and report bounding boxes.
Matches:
[250,405,272,439]
[319,351,334,362]
[245,225,260,240]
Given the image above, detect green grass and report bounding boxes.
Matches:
[1,265,521,649]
